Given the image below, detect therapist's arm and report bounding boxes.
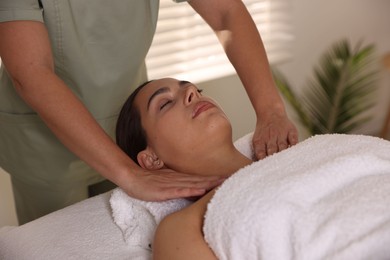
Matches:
[0,21,222,201]
[190,0,298,159]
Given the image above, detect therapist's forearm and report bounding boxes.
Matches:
[0,21,135,185]
[15,71,135,184]
[191,0,286,118]
[217,4,286,118]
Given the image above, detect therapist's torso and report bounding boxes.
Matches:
[0,0,159,183]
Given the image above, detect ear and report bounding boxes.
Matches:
[137,147,165,170]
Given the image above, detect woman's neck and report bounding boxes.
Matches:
[190,144,253,177]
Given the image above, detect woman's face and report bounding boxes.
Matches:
[134,78,232,173]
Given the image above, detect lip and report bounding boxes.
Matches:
[192,101,216,118]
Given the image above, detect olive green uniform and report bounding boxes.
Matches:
[0,0,186,224]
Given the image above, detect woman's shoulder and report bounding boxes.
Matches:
[153,190,218,259]
[155,189,217,241]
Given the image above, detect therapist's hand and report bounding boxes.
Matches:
[122,168,225,201]
[253,112,298,160]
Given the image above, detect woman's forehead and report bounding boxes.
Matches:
[134,78,178,108]
[136,78,191,100]
[140,78,178,94]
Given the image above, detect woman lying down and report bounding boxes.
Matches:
[116,78,390,260]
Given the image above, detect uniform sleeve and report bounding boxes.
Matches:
[0,0,43,23]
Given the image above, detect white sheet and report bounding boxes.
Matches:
[204,134,390,260]
[0,192,150,260]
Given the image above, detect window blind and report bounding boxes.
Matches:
[146,0,293,83]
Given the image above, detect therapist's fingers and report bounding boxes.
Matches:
[265,138,278,157]
[125,169,226,201]
[266,129,297,155]
[253,113,299,160]
[253,134,267,159]
[253,127,278,159]
[148,173,225,200]
[288,130,299,146]
[277,140,288,152]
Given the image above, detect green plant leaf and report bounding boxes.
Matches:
[273,39,378,136]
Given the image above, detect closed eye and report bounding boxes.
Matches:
[160,100,172,110]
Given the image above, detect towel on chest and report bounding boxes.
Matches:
[204,134,390,260]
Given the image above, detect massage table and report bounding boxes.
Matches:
[1,133,390,260]
[0,191,150,259]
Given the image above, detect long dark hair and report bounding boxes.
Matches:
[116,81,153,164]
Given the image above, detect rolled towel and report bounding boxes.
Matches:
[110,188,191,248]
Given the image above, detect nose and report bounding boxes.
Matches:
[184,86,200,105]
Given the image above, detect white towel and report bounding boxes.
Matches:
[110,188,192,248]
[231,132,254,160]
[204,134,390,260]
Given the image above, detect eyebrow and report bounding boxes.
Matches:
[146,80,192,111]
